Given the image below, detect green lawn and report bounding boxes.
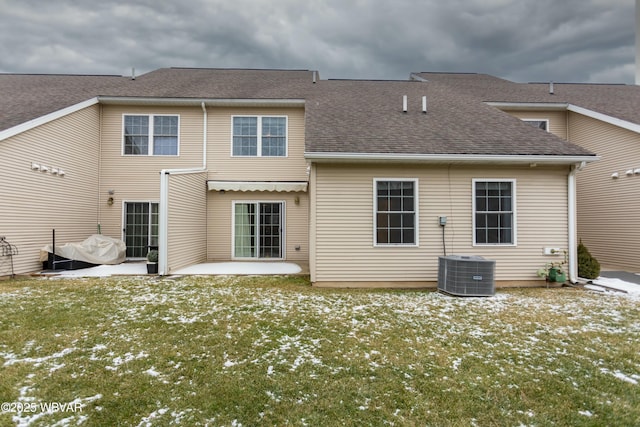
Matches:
[0,275,639,426]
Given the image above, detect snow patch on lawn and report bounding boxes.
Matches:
[587,277,640,297]
[3,347,76,367]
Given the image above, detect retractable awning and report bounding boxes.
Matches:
[207,181,308,192]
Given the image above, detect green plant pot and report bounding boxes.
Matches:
[548,267,566,283]
[147,263,158,274]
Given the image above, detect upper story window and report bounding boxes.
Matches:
[374,179,418,246]
[123,115,179,156]
[473,180,516,246]
[522,119,548,131]
[232,116,287,157]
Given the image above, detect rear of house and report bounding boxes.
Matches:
[0,68,600,287]
[304,79,596,286]
[309,163,571,286]
[442,75,640,272]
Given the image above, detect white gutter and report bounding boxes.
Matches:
[305,152,599,165]
[98,96,305,108]
[568,162,585,283]
[486,102,569,111]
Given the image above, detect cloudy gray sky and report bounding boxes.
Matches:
[0,0,635,83]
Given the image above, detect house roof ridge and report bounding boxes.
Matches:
[326,78,416,82]
[0,72,124,77]
[167,66,313,72]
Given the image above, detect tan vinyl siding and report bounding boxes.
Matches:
[312,163,569,285]
[207,191,309,262]
[0,106,100,275]
[569,112,640,270]
[507,110,568,139]
[207,107,307,181]
[99,105,308,243]
[166,172,208,273]
[98,105,205,240]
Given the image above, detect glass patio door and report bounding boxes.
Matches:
[124,202,159,258]
[234,202,283,259]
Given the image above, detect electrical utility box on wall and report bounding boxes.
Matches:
[437,255,496,297]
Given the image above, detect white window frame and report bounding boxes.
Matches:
[231,200,286,260]
[522,118,549,132]
[230,115,288,157]
[472,178,517,247]
[373,178,419,247]
[122,114,180,156]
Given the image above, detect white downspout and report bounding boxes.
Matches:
[568,162,585,283]
[201,102,207,168]
[159,170,169,275]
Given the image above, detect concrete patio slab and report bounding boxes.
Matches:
[46,261,304,278]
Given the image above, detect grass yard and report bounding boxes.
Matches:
[0,275,639,426]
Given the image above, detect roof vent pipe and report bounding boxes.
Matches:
[422,96,427,113]
[131,67,136,80]
[402,95,408,113]
[549,81,554,95]
[312,70,317,84]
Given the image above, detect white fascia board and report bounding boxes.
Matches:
[0,97,99,142]
[305,152,599,165]
[486,102,569,111]
[567,104,640,135]
[488,101,640,135]
[98,96,305,108]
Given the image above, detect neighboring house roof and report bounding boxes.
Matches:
[114,67,317,99]
[417,72,640,128]
[0,73,129,132]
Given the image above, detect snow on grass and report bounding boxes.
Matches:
[0,276,639,425]
[587,276,640,296]
[3,347,76,367]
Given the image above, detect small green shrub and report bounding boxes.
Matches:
[147,249,159,263]
[578,241,600,279]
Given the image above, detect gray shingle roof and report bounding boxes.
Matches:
[417,72,640,126]
[0,74,129,131]
[304,79,594,157]
[1,68,603,159]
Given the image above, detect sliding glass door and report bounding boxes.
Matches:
[234,202,283,259]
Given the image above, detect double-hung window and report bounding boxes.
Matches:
[123,115,179,156]
[232,116,287,157]
[473,180,516,245]
[374,179,418,246]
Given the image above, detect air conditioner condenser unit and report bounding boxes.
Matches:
[438,255,496,297]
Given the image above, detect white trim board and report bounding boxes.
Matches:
[0,97,99,142]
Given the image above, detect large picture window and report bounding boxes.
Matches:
[124,115,179,156]
[374,179,417,246]
[232,116,287,157]
[474,180,516,245]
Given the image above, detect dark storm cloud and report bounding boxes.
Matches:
[0,0,634,83]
